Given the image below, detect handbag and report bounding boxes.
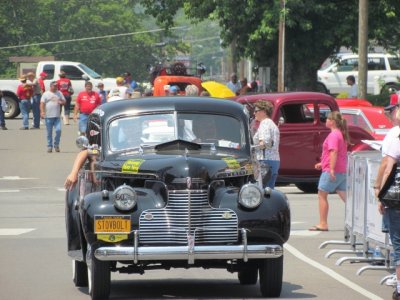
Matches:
[378,163,400,208]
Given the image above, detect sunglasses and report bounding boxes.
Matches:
[254,109,262,113]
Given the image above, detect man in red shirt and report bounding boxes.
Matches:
[16,75,33,130]
[38,71,47,93]
[73,81,101,135]
[56,71,73,125]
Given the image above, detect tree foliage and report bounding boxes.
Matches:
[0,0,167,81]
[141,0,400,90]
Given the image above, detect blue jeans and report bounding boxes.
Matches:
[0,105,5,127]
[19,99,31,128]
[387,208,400,266]
[64,95,72,116]
[79,113,89,134]
[31,95,41,128]
[260,159,280,189]
[45,117,61,148]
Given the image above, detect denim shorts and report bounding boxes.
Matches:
[387,208,400,265]
[318,171,346,193]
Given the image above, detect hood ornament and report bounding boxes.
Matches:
[186,177,192,189]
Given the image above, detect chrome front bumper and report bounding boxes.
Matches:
[94,229,283,264]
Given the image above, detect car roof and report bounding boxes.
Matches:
[340,106,393,129]
[336,98,373,107]
[95,97,247,121]
[235,92,335,106]
[336,53,396,59]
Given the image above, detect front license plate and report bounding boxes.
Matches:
[95,215,131,233]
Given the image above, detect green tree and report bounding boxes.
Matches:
[140,0,400,91]
[0,0,165,82]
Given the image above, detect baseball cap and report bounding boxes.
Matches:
[116,76,124,84]
[39,71,47,77]
[169,86,178,93]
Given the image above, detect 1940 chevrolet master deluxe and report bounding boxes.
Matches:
[65,97,290,299]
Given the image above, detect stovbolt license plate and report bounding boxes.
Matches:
[95,215,131,233]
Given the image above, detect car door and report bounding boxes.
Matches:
[277,100,325,179]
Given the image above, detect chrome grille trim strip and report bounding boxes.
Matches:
[139,189,238,244]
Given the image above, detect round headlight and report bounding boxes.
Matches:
[239,184,262,208]
[113,184,137,211]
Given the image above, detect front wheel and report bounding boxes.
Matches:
[72,260,88,287]
[259,256,283,298]
[87,247,111,300]
[3,93,20,119]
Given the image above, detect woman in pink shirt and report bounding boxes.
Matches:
[309,111,350,231]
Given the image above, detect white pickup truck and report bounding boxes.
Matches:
[0,61,116,118]
[317,53,400,95]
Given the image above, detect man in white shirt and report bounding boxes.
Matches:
[227,73,241,95]
[107,76,128,102]
[40,81,66,153]
[346,75,358,98]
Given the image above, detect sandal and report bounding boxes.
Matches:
[309,225,329,231]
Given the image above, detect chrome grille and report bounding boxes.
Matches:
[139,190,238,245]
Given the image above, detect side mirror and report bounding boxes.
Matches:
[76,136,89,149]
[332,66,338,73]
[82,74,90,81]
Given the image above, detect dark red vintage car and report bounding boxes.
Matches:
[235,92,375,193]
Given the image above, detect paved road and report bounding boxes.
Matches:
[0,117,395,300]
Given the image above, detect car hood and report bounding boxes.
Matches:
[100,150,253,187]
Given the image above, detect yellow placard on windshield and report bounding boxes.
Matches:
[121,159,144,173]
[222,157,240,170]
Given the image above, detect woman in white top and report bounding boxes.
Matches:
[253,100,280,188]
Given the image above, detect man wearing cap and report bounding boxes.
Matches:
[124,72,138,90]
[57,71,73,125]
[96,83,107,104]
[107,77,128,102]
[74,81,101,135]
[169,85,179,96]
[27,72,43,129]
[40,81,66,153]
[16,75,33,130]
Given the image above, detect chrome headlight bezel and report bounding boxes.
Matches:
[238,183,263,209]
[113,184,137,211]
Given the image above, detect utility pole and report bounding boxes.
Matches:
[277,0,286,92]
[358,0,368,99]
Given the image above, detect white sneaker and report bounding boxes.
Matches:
[385,274,397,286]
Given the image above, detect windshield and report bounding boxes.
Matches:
[78,63,102,79]
[108,112,245,152]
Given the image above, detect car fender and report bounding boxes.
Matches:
[213,187,290,243]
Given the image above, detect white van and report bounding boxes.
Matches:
[317,53,400,95]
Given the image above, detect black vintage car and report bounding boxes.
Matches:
[65,97,290,299]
